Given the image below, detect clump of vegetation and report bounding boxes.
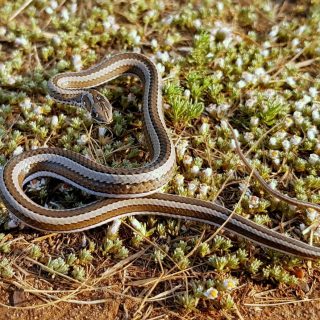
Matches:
[0,0,319,318]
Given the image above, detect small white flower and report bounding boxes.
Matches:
[269,25,279,38]
[0,26,6,36]
[70,2,77,13]
[307,209,319,222]
[72,54,82,71]
[103,16,119,32]
[309,87,318,98]
[216,2,224,11]
[250,116,259,126]
[313,110,320,122]
[235,57,243,67]
[222,37,233,48]
[233,129,240,138]
[0,63,6,73]
[60,8,69,20]
[204,287,219,299]
[284,117,294,128]
[303,94,312,104]
[239,183,252,196]
[282,139,291,151]
[176,140,188,159]
[175,174,184,186]
[307,127,318,140]
[146,9,156,18]
[293,111,302,119]
[51,115,59,127]
[273,157,281,166]
[261,49,270,57]
[290,135,302,146]
[15,37,28,47]
[98,127,107,137]
[291,38,300,47]
[286,77,296,87]
[300,223,306,231]
[268,179,278,190]
[215,70,223,79]
[309,153,319,164]
[45,7,54,14]
[13,146,24,156]
[230,139,236,150]
[244,132,254,142]
[203,168,212,177]
[242,72,254,83]
[188,181,197,193]
[264,89,276,98]
[130,217,143,231]
[191,165,200,175]
[50,0,58,9]
[219,103,230,112]
[297,25,306,35]
[77,134,89,145]
[20,98,32,110]
[28,178,46,191]
[245,98,257,108]
[7,76,16,85]
[261,74,271,84]
[151,38,158,48]
[129,30,141,45]
[222,278,237,290]
[237,80,246,88]
[263,41,271,48]
[216,57,225,68]
[108,219,122,236]
[254,67,265,77]
[206,104,217,115]
[199,184,209,197]
[249,195,260,208]
[156,63,165,75]
[269,137,278,147]
[165,35,175,46]
[295,100,306,111]
[220,120,228,130]
[193,19,202,29]
[7,212,23,229]
[52,35,61,46]
[275,130,287,140]
[156,51,170,63]
[293,111,304,125]
[199,123,209,134]
[34,106,43,115]
[183,155,193,166]
[162,15,173,25]
[184,89,191,98]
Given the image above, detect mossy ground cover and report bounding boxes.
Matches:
[0,1,320,319]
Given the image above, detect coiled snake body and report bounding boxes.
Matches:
[1,53,320,259]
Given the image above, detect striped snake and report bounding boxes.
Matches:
[1,52,320,259]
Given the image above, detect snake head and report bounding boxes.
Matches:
[81,89,113,124]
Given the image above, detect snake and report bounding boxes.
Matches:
[1,52,320,259]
